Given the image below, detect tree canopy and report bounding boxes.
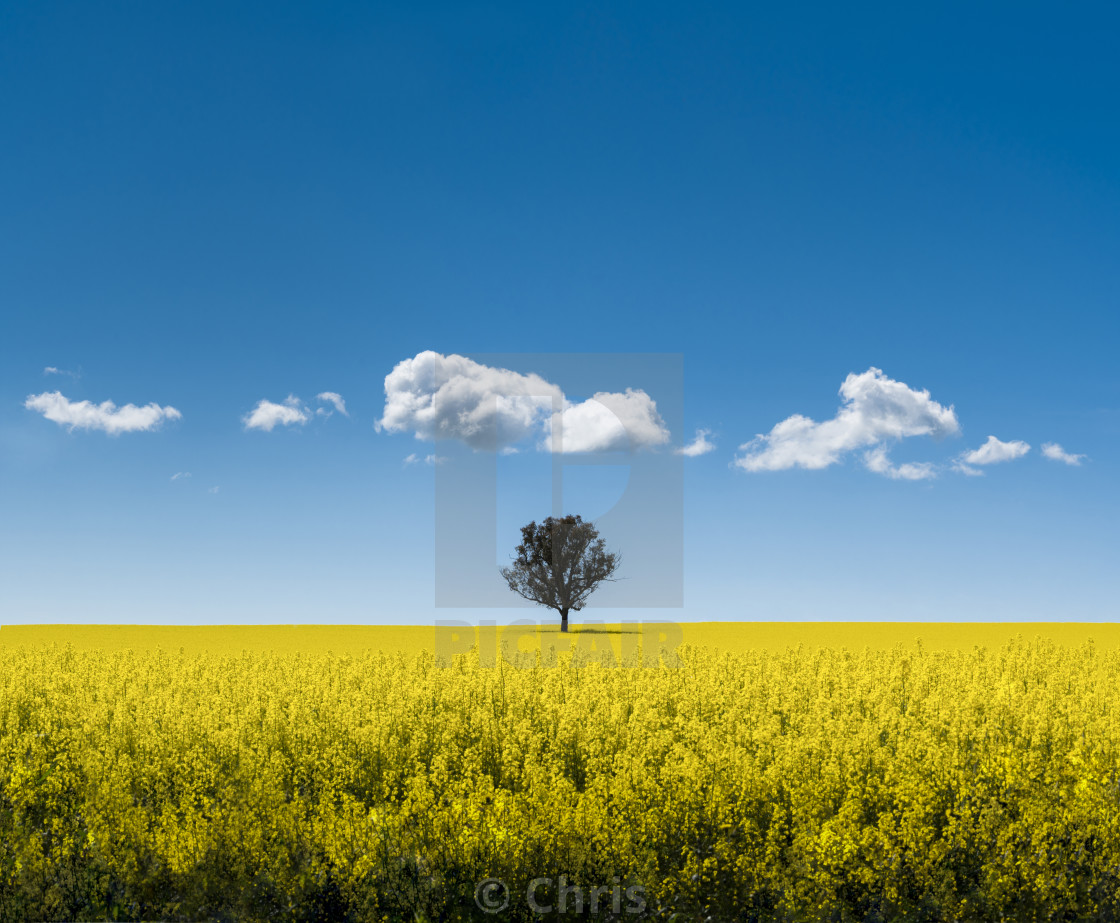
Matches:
[500,515,620,632]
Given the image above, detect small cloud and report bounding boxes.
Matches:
[952,462,984,477]
[171,472,192,481]
[499,446,520,455]
[243,396,310,432]
[316,392,348,417]
[43,366,81,379]
[403,453,446,466]
[25,391,181,434]
[676,428,716,457]
[1042,442,1086,466]
[959,435,1030,466]
[208,486,220,494]
[863,445,937,481]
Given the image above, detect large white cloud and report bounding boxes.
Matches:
[378,351,560,449]
[1041,442,1085,466]
[378,351,669,453]
[733,368,959,475]
[543,388,670,452]
[243,396,311,431]
[25,391,181,434]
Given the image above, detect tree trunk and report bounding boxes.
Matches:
[560,609,569,633]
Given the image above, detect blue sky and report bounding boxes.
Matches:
[1,2,1117,624]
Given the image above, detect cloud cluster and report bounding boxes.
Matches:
[730,368,1085,482]
[733,368,959,475]
[25,391,182,434]
[378,351,670,453]
[22,364,1087,487]
[243,392,348,431]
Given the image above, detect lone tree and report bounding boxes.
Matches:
[500,515,620,633]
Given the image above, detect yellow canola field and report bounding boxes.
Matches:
[1,626,1119,921]
[4,620,1120,656]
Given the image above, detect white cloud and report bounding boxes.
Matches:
[243,396,310,432]
[43,366,80,379]
[316,392,348,417]
[1042,442,1086,466]
[403,452,446,466]
[676,428,716,457]
[863,445,937,481]
[379,351,560,449]
[733,368,959,474]
[379,351,669,453]
[542,388,670,453]
[208,486,220,494]
[171,471,191,480]
[959,435,1030,466]
[952,463,984,477]
[25,391,182,434]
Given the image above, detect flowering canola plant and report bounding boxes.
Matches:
[1,637,1119,921]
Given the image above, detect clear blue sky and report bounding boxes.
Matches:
[1,2,1117,624]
